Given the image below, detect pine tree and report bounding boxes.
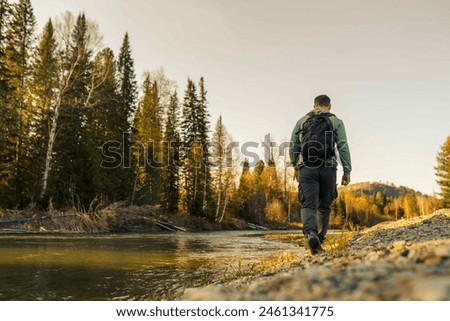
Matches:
[1,0,36,207]
[0,0,11,97]
[250,160,266,222]
[50,13,94,207]
[197,77,212,213]
[0,0,13,207]
[181,78,212,217]
[117,32,137,131]
[28,19,58,202]
[117,32,137,201]
[163,91,181,213]
[4,0,36,94]
[87,47,122,202]
[181,79,198,214]
[181,78,199,148]
[435,135,450,208]
[131,75,163,205]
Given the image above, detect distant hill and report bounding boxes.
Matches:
[340,182,423,198]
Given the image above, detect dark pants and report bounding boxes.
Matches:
[298,166,337,238]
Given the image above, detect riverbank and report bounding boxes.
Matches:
[180,209,450,300]
[0,204,265,234]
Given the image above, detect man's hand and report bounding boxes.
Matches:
[341,173,351,186]
[293,167,299,181]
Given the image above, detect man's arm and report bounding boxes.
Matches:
[289,120,302,167]
[335,120,352,175]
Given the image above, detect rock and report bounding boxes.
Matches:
[434,245,450,258]
[393,240,406,247]
[411,276,450,300]
[400,248,410,257]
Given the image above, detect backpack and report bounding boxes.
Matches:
[301,112,336,167]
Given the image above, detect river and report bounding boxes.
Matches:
[0,231,302,300]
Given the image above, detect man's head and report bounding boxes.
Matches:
[314,95,331,111]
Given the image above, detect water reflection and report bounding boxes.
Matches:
[0,231,300,300]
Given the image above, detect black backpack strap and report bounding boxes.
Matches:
[323,112,335,131]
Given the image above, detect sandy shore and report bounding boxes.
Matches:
[180,209,450,300]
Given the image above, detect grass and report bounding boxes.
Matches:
[221,251,302,283]
[264,232,303,244]
[323,230,353,257]
[323,222,359,257]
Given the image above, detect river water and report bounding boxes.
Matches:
[0,231,301,300]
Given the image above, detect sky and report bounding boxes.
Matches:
[30,0,450,195]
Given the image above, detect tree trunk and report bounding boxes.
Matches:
[130,169,139,205]
[39,95,61,201]
[218,195,227,224]
[215,190,221,222]
[202,164,207,211]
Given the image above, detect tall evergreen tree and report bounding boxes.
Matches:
[0,0,11,97]
[181,79,198,214]
[197,77,212,212]
[197,77,210,146]
[250,160,266,222]
[131,76,163,205]
[435,135,450,208]
[163,91,181,213]
[181,79,199,148]
[4,0,36,94]
[1,0,36,207]
[117,32,137,130]
[0,0,13,207]
[51,13,94,207]
[87,47,122,202]
[181,78,212,217]
[117,32,137,201]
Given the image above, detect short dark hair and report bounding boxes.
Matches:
[314,95,331,107]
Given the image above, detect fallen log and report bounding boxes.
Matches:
[154,220,175,231]
[154,219,188,232]
[248,222,269,231]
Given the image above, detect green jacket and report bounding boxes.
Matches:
[289,108,352,173]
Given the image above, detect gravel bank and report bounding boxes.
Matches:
[181,209,450,300]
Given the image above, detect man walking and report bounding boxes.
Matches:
[290,95,352,254]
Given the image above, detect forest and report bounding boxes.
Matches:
[0,1,439,231]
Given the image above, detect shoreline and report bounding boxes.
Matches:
[0,204,295,234]
[180,209,450,300]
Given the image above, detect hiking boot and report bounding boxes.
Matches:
[318,233,326,244]
[307,232,324,255]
